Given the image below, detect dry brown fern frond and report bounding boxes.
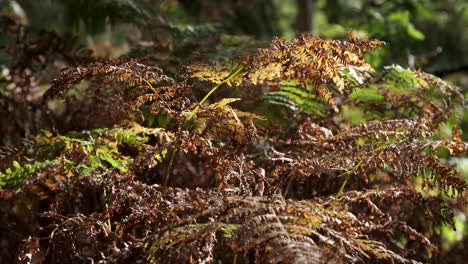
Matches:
[43,58,191,121]
[44,58,172,99]
[193,98,264,145]
[4,170,445,263]
[6,177,442,263]
[265,118,468,200]
[170,98,264,194]
[142,187,440,263]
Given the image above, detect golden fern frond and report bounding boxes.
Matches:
[194,98,264,144]
[316,84,339,112]
[187,31,384,112]
[242,31,384,89]
[186,64,234,84]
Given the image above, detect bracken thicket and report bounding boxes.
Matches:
[0,17,467,264]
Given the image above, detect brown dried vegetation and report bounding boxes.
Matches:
[1,23,467,264]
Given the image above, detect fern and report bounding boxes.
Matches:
[0,121,174,190]
[188,30,385,112]
[1,33,467,264]
[43,58,191,122]
[193,98,264,144]
[264,81,328,116]
[143,187,446,263]
[0,160,59,188]
[349,87,384,102]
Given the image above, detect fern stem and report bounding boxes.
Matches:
[283,174,296,197]
[333,159,364,203]
[163,138,179,188]
[163,65,244,189]
[103,188,111,231]
[334,173,351,201]
[333,144,389,203]
[233,253,238,264]
[187,66,244,121]
[141,78,155,92]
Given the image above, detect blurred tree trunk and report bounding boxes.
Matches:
[295,0,315,33]
[325,0,340,23]
[178,0,279,39]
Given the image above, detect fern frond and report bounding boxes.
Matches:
[0,121,174,191]
[194,98,264,144]
[188,31,385,112]
[268,118,467,199]
[264,85,328,116]
[43,59,191,120]
[144,187,436,263]
[187,64,236,84]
